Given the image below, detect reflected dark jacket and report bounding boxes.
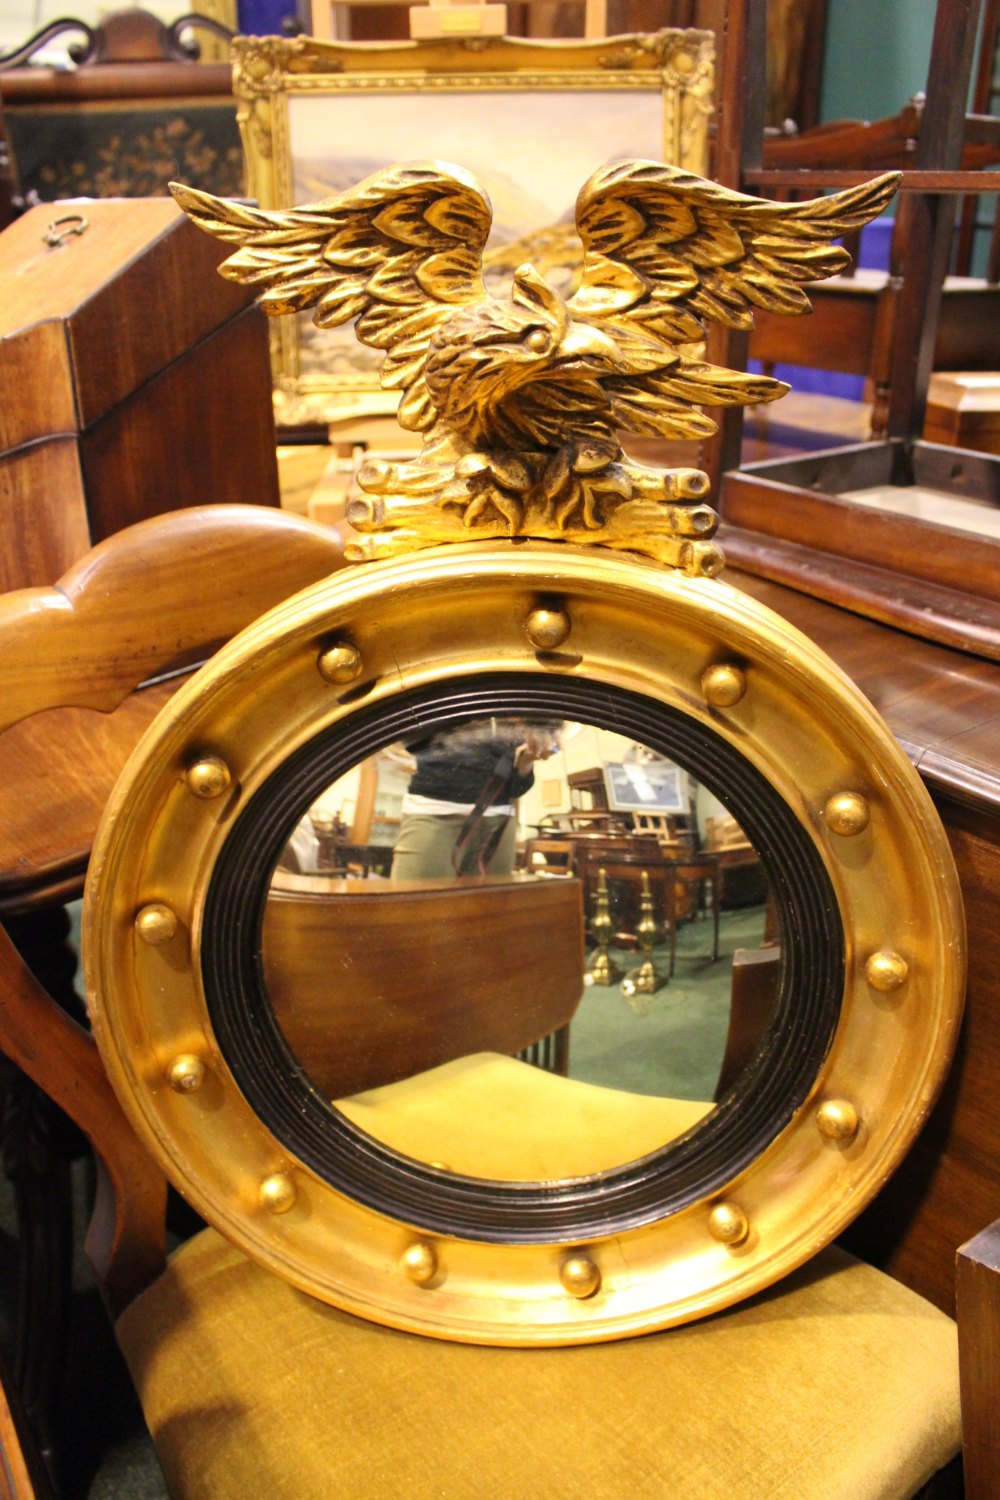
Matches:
[405,723,534,806]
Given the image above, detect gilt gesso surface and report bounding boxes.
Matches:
[172,161,897,570]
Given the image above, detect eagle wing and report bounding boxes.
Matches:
[170,163,492,431]
[568,161,900,440]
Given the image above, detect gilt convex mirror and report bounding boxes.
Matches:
[84,155,964,1344]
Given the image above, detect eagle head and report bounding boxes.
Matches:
[424,264,621,449]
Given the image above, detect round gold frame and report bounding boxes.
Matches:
[84,542,965,1345]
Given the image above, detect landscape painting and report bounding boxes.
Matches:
[285,86,669,415]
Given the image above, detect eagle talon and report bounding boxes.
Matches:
[581,482,605,530]
[459,492,492,527]
[442,471,525,531]
[551,462,633,531]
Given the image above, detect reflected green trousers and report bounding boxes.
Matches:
[390,813,517,879]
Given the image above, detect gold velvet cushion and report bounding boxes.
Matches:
[336,1052,715,1179]
[117,1230,960,1500]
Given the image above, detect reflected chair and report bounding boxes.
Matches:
[708,0,1000,472]
[0,503,346,1479]
[0,516,994,1499]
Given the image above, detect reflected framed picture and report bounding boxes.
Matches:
[232,30,713,427]
[603,760,688,814]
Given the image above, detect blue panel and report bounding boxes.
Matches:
[237,0,298,33]
[745,220,893,401]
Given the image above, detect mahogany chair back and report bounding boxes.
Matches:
[0,504,345,1474]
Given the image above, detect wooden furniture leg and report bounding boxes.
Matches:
[0,926,167,1318]
[957,1216,1000,1498]
[0,1061,71,1487]
[701,0,767,493]
[715,945,781,1098]
[710,870,721,962]
[665,880,678,976]
[0,1343,54,1500]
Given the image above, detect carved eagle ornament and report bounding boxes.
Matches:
[171,161,899,567]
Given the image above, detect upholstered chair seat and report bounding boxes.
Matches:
[119,1232,960,1500]
[116,1054,961,1497]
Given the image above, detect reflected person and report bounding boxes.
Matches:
[391,717,557,879]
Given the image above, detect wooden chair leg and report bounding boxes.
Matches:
[715,945,781,1099]
[711,874,721,963]
[0,910,87,1485]
[0,925,167,1318]
[0,1342,56,1500]
[0,1062,73,1487]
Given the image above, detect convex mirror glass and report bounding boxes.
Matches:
[260,713,778,1183]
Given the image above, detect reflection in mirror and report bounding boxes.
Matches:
[261,716,780,1183]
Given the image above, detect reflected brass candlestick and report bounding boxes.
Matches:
[587,868,622,986]
[622,871,669,1006]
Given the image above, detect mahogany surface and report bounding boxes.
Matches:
[727,568,1000,807]
[262,873,585,1097]
[0,62,231,103]
[0,199,248,444]
[719,438,1000,660]
[0,683,177,916]
[0,440,91,594]
[78,307,275,542]
[0,9,233,99]
[728,565,1000,1315]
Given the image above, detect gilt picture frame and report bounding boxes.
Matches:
[233,31,714,428]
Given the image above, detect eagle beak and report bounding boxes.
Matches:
[556,320,622,368]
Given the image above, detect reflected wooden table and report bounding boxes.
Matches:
[264,870,586,1095]
[525,838,764,971]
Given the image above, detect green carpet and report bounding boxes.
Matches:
[568,904,769,1102]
